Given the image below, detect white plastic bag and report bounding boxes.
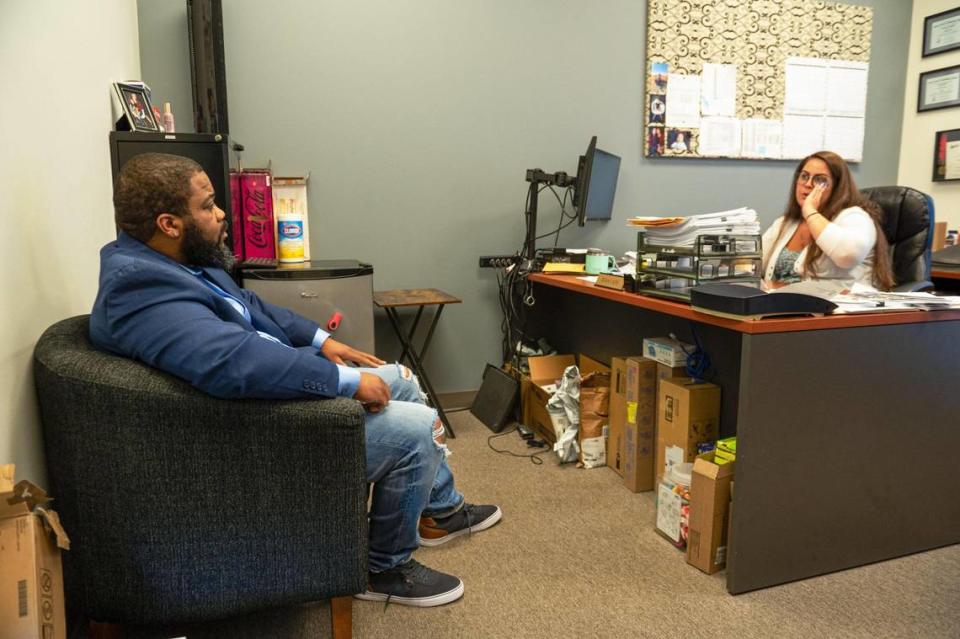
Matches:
[547,365,581,463]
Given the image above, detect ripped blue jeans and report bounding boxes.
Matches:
[360,363,463,572]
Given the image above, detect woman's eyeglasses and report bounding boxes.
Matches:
[798,171,830,188]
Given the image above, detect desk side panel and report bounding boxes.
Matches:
[727,321,960,594]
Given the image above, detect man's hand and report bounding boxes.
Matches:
[354,372,390,413]
[321,338,386,367]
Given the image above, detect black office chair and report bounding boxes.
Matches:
[860,186,935,292]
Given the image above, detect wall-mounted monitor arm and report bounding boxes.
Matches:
[522,167,578,266]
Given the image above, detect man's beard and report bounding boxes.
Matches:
[182,220,236,271]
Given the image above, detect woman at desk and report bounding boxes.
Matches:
[762,150,894,290]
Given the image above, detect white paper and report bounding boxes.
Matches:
[666,73,702,129]
[947,141,960,180]
[782,114,824,159]
[823,116,865,162]
[826,61,868,117]
[741,119,783,158]
[925,72,960,106]
[784,57,828,115]
[665,445,685,471]
[656,483,682,541]
[701,63,737,117]
[698,117,741,157]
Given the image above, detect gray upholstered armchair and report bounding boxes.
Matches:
[33,316,367,638]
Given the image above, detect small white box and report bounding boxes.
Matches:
[642,336,692,367]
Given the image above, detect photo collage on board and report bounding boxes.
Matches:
[646,61,696,158]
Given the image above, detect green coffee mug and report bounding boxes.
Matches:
[585,254,616,275]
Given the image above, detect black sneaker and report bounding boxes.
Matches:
[354,559,464,607]
[418,503,502,547]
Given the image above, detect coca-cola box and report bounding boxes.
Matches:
[239,171,276,260]
[229,171,244,259]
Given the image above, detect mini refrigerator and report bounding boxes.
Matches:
[241,260,375,353]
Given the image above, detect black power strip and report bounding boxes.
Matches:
[479,255,521,268]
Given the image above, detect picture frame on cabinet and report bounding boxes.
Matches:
[113,82,161,132]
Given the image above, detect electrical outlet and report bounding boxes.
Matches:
[479,255,520,268]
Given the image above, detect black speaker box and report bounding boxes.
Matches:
[470,364,519,433]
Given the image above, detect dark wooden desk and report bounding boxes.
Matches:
[932,267,960,281]
[932,267,960,294]
[528,273,960,594]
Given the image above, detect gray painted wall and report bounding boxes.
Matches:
[137,0,911,393]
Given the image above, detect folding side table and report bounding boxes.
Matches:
[373,288,461,438]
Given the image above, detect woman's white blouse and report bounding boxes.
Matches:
[761,206,877,287]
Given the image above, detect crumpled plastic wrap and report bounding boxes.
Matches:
[547,365,581,463]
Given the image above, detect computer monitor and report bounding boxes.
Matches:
[572,136,621,226]
[108,131,233,246]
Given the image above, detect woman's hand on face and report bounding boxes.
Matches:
[802,184,824,220]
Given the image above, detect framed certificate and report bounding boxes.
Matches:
[923,7,960,57]
[933,129,960,182]
[918,65,960,112]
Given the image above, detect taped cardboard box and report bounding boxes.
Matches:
[655,378,720,484]
[655,363,686,388]
[0,465,70,639]
[623,357,657,492]
[687,451,735,574]
[607,358,628,476]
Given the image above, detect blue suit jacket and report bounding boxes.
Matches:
[90,233,340,399]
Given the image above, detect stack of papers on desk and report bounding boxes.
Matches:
[633,207,760,247]
[773,281,960,313]
[830,289,960,313]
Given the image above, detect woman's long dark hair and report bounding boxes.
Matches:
[778,151,895,290]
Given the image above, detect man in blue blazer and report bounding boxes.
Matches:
[91,153,501,607]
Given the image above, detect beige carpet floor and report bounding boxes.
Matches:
[125,409,960,638]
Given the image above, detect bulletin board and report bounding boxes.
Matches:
[644,0,873,162]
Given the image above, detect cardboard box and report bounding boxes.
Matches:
[687,452,736,574]
[642,336,694,367]
[933,221,947,252]
[655,363,686,387]
[521,354,608,445]
[607,358,628,476]
[0,465,69,639]
[655,378,720,483]
[522,354,575,444]
[623,357,658,492]
[229,171,244,259]
[273,175,312,261]
[238,170,277,260]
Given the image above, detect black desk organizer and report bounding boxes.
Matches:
[636,233,763,302]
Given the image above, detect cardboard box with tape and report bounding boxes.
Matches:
[655,378,720,484]
[687,451,735,574]
[623,357,658,492]
[0,464,70,639]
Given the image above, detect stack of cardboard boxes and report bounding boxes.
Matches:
[512,337,734,576]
